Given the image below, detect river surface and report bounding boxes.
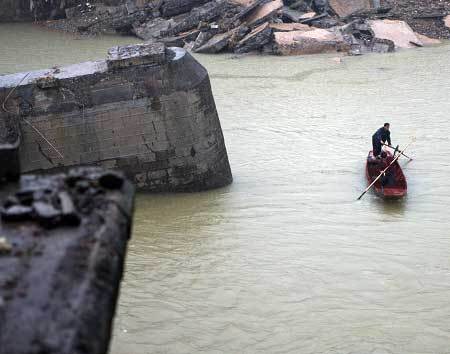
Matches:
[2,23,450,354]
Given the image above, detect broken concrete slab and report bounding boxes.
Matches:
[162,0,233,37]
[416,33,441,46]
[161,29,201,47]
[194,30,234,53]
[0,167,135,354]
[369,19,423,48]
[329,0,371,18]
[234,22,273,53]
[230,0,270,25]
[107,42,166,70]
[269,22,312,31]
[133,17,176,40]
[160,0,211,17]
[244,0,283,27]
[274,28,349,55]
[281,7,305,22]
[445,15,450,29]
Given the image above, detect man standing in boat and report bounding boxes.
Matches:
[372,123,392,158]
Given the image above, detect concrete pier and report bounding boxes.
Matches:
[0,167,134,354]
[0,43,232,192]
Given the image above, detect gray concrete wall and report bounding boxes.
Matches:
[0,44,232,192]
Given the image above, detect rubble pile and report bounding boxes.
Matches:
[42,0,450,56]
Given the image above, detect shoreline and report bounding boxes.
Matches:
[0,0,447,57]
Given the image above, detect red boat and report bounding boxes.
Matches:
[366,150,407,199]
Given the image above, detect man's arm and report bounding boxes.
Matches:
[387,131,391,146]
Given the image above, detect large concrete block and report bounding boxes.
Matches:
[0,44,232,192]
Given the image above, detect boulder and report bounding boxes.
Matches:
[234,22,273,53]
[270,22,312,31]
[274,28,349,55]
[369,19,423,49]
[329,0,371,18]
[245,0,283,27]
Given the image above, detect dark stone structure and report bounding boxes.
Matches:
[0,43,233,192]
[0,167,135,354]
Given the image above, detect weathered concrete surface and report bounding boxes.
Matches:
[0,43,233,192]
[0,167,134,354]
[274,28,349,55]
[369,19,423,48]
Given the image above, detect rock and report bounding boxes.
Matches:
[445,15,450,29]
[133,17,176,40]
[329,0,371,18]
[231,0,269,24]
[32,201,62,228]
[281,7,305,22]
[1,205,33,222]
[194,30,233,53]
[274,28,349,55]
[369,19,423,49]
[244,0,283,27]
[416,33,441,46]
[270,23,312,31]
[234,22,273,53]
[0,237,12,254]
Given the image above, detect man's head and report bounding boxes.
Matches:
[384,123,390,131]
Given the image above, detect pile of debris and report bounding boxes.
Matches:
[42,0,450,55]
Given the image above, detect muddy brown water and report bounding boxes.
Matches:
[1,23,450,354]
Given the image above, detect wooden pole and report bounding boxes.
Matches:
[381,142,413,161]
[357,140,414,200]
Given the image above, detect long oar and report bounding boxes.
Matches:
[381,142,413,161]
[357,140,414,200]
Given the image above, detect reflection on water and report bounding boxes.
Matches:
[1,23,450,354]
